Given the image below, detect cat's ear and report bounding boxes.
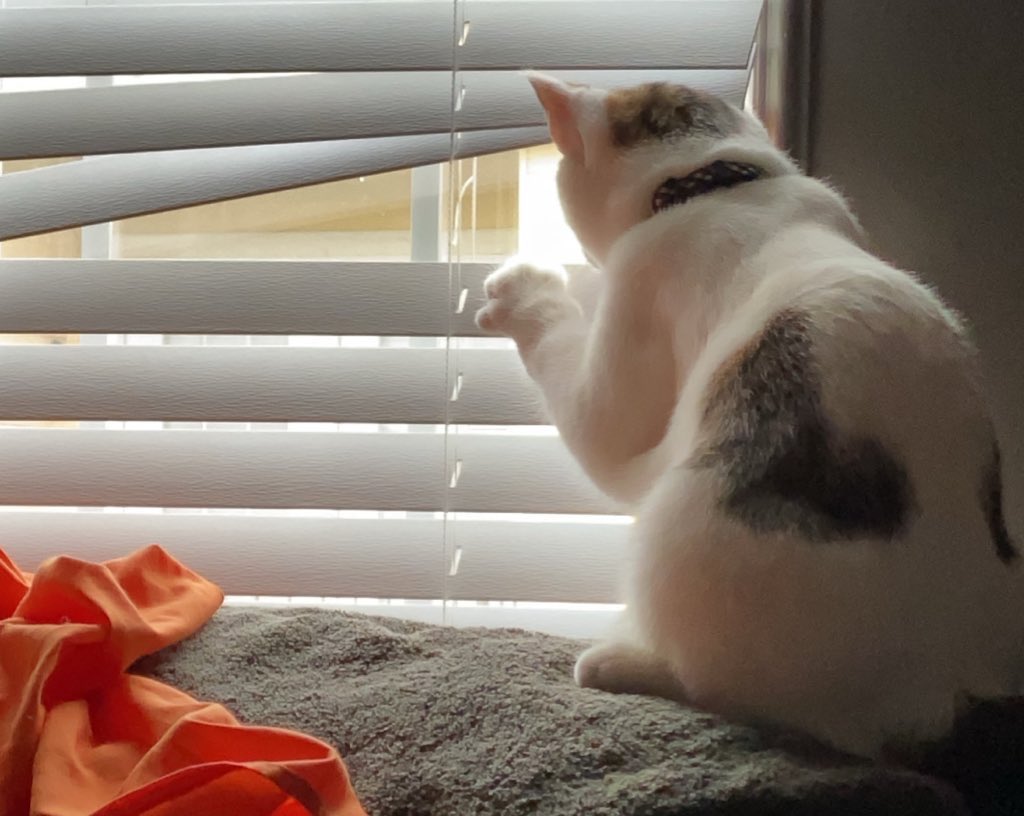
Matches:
[527,72,589,162]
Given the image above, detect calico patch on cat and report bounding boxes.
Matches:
[695,309,914,542]
[606,82,741,147]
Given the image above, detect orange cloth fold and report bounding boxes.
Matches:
[0,545,367,816]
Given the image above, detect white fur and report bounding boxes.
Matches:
[476,77,1023,758]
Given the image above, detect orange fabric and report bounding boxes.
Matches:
[0,545,367,816]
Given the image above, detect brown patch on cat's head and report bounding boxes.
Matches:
[605,83,740,149]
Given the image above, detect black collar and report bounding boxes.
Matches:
[652,160,764,214]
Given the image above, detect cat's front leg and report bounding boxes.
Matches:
[475,258,583,354]
[476,257,673,502]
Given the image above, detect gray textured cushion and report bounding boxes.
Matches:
[135,606,992,815]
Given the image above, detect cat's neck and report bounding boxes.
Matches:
[613,172,863,273]
[651,160,766,214]
[600,172,864,357]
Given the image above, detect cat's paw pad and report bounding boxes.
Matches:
[475,259,573,337]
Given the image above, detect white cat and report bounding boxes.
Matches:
[475,73,1023,759]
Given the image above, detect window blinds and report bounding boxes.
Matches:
[0,0,763,636]
[0,0,761,240]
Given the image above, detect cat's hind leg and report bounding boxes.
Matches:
[574,640,688,703]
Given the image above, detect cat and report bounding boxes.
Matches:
[475,72,1023,759]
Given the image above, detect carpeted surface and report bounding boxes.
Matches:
[134,607,1021,816]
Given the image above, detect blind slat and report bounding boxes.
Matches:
[0,513,628,603]
[0,69,748,159]
[0,261,496,336]
[0,346,544,425]
[450,518,627,603]
[0,128,549,241]
[0,1,760,76]
[0,429,615,514]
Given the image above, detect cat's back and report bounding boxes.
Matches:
[689,220,1013,571]
[731,221,982,434]
[654,222,1024,735]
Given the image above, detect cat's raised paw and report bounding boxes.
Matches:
[483,259,568,301]
[475,258,575,339]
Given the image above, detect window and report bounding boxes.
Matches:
[0,0,765,638]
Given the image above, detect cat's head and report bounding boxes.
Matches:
[527,73,799,264]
